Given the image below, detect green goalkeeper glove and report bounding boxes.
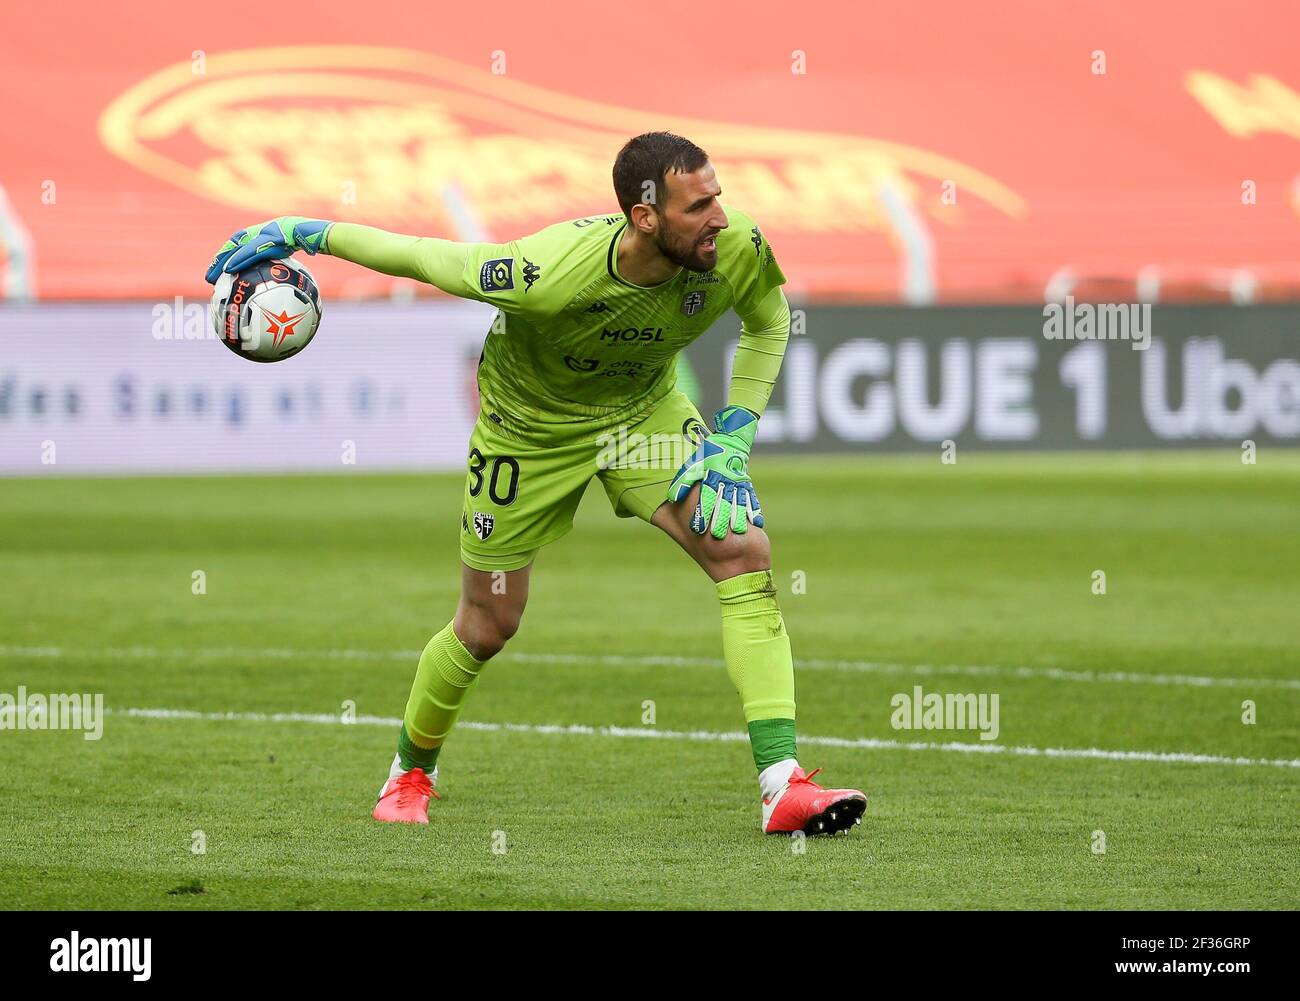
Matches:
[204,217,333,283]
[667,406,764,539]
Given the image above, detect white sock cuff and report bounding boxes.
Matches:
[758,758,799,800]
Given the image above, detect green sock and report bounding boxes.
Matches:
[716,569,798,771]
[397,622,485,772]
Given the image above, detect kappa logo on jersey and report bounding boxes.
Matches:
[479,258,514,292]
[750,226,763,258]
[472,511,495,541]
[681,291,706,316]
[522,257,542,292]
[585,301,609,314]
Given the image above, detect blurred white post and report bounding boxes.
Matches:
[876,179,935,305]
[1044,268,1077,303]
[387,182,492,303]
[0,185,34,301]
[441,181,491,243]
[1136,266,1161,303]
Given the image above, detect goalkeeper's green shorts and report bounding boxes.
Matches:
[458,389,708,572]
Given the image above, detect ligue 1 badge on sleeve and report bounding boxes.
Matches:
[479,258,515,293]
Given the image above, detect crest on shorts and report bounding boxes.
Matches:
[472,511,495,541]
[681,291,706,316]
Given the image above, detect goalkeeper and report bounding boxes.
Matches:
[205,132,866,836]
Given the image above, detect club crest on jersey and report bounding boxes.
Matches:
[472,511,495,541]
[681,291,706,316]
[479,258,514,293]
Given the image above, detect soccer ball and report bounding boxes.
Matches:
[210,258,322,363]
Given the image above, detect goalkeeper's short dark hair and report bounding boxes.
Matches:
[612,132,709,217]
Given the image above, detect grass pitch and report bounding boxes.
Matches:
[1,453,1297,909]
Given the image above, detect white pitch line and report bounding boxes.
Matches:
[109,706,1300,769]
[2,644,1297,691]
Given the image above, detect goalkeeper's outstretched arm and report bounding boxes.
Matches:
[323,223,477,298]
[203,216,481,300]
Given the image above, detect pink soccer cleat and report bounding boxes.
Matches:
[761,767,867,835]
[372,767,439,824]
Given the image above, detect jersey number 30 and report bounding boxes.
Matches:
[468,448,520,506]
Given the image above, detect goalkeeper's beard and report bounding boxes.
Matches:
[655,226,718,273]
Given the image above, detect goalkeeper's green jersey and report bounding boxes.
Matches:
[327,206,788,444]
